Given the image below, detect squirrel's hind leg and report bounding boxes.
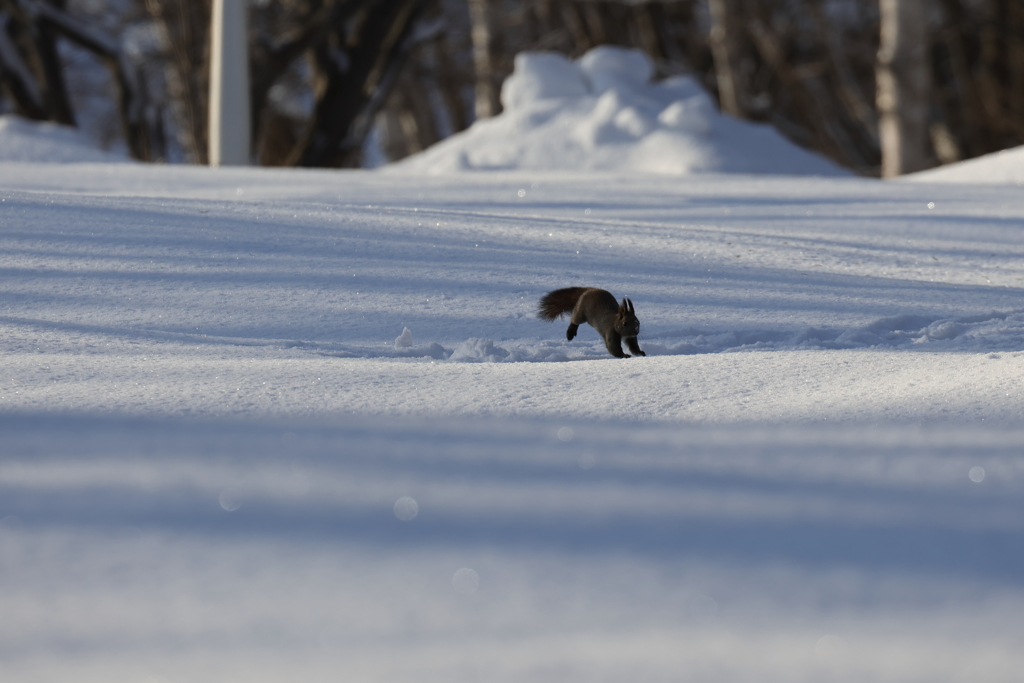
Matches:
[566,323,579,341]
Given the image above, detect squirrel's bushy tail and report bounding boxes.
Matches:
[538,287,588,320]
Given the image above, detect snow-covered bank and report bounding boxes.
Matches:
[6,345,1024,423]
[907,144,1024,185]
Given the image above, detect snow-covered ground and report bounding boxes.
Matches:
[3,47,1024,682]
[4,165,1024,423]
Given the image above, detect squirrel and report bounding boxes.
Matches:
[538,287,646,358]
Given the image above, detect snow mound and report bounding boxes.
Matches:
[388,46,848,176]
[0,115,130,163]
[449,338,513,362]
[905,145,1024,185]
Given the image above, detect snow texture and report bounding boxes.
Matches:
[3,79,1024,682]
[390,47,849,176]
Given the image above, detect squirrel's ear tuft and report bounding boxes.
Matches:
[626,298,634,313]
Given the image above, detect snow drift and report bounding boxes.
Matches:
[0,114,129,163]
[907,144,1024,185]
[389,46,849,176]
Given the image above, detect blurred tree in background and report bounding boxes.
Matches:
[0,0,1022,175]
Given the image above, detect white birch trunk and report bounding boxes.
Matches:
[708,0,741,117]
[877,0,930,177]
[468,0,500,120]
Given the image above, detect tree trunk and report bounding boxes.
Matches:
[707,0,742,117]
[288,0,423,167]
[876,0,931,177]
[0,11,47,119]
[146,0,211,164]
[0,1,74,124]
[468,0,501,119]
[33,2,76,126]
[1008,0,1024,138]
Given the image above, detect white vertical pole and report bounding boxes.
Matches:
[209,0,250,166]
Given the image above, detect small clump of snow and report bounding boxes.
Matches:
[388,46,847,176]
[394,327,414,348]
[0,115,130,163]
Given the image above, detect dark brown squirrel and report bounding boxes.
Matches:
[538,287,646,358]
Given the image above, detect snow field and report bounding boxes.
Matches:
[3,162,1024,681]
[2,415,1023,682]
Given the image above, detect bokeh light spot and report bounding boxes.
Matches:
[452,567,479,595]
[394,496,419,521]
[814,634,848,665]
[682,591,718,620]
[219,488,242,511]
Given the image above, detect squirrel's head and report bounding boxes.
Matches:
[614,298,640,337]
